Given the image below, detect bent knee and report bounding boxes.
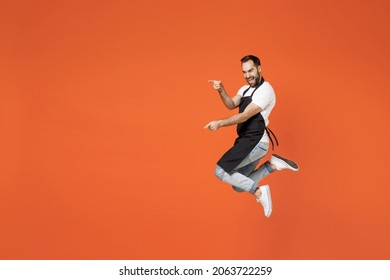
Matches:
[214,165,226,181]
[232,186,245,192]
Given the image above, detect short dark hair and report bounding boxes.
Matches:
[240,55,261,67]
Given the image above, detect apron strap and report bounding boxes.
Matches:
[242,77,265,97]
[249,77,264,98]
[242,87,251,97]
[265,127,279,151]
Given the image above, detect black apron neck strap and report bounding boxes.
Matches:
[243,77,265,97]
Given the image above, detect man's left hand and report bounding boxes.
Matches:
[204,120,223,131]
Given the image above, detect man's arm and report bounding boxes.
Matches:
[204,102,262,131]
[208,80,241,110]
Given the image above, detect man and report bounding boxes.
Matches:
[204,55,298,218]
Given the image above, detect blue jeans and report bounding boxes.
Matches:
[214,141,274,194]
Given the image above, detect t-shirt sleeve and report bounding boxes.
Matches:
[252,83,275,110]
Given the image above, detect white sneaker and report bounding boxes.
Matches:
[257,185,272,218]
[270,154,299,171]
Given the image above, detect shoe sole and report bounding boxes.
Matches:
[272,154,299,171]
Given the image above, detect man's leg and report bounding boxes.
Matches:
[231,160,260,192]
[219,161,275,193]
[248,161,275,185]
[214,165,258,194]
[214,141,274,217]
[232,142,273,191]
[214,164,273,217]
[214,141,299,217]
[215,141,270,194]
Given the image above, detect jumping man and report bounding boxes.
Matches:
[204,55,299,218]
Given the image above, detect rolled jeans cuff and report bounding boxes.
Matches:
[249,182,258,194]
[264,161,274,173]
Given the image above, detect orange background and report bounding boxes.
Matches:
[1,0,390,259]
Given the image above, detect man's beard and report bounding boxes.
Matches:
[247,75,260,87]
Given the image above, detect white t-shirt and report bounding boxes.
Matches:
[237,81,276,142]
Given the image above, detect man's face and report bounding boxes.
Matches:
[242,60,261,87]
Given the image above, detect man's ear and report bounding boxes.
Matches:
[257,65,262,73]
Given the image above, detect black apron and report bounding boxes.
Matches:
[217,78,266,173]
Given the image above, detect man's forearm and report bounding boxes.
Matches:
[204,112,253,131]
[218,88,236,110]
[204,102,261,131]
[219,113,248,127]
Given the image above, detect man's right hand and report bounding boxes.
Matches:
[208,80,223,91]
[207,79,239,110]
